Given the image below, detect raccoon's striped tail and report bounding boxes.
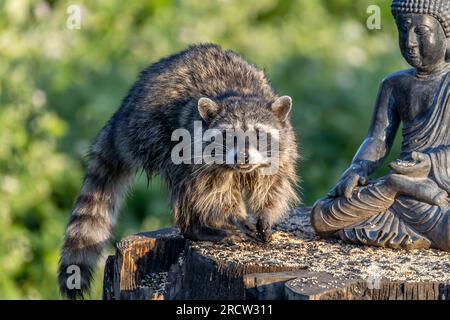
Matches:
[58,127,133,299]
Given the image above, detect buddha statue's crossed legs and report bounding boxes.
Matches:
[311,174,448,236]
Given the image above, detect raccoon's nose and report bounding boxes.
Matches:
[244,153,250,164]
[234,151,249,164]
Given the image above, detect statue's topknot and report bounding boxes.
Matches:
[392,0,450,37]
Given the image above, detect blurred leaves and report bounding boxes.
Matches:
[0,0,406,298]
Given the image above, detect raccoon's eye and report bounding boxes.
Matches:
[221,130,228,141]
[256,129,260,140]
[222,130,238,146]
[256,129,263,142]
[256,130,273,154]
[221,130,232,150]
[256,129,271,142]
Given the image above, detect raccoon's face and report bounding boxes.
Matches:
[198,95,292,174]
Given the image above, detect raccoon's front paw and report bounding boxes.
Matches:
[220,232,248,244]
[256,218,273,243]
[230,216,259,241]
[183,224,231,242]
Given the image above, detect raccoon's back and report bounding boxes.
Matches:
[136,44,277,108]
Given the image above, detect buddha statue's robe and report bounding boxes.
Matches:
[312,70,450,252]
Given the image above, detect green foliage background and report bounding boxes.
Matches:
[0,0,408,299]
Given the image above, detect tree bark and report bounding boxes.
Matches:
[103,208,450,300]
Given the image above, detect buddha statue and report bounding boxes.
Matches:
[311,0,450,252]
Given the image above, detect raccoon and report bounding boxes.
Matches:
[58,44,299,298]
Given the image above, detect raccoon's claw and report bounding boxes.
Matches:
[256,229,272,243]
[230,217,259,241]
[256,219,273,243]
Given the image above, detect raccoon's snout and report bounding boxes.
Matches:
[225,146,270,172]
[234,153,255,172]
[234,152,250,164]
[234,150,271,172]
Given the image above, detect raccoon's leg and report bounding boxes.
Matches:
[247,173,299,243]
[175,175,251,242]
[175,195,250,242]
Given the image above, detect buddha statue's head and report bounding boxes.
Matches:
[392,0,450,72]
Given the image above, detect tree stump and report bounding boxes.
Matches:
[103,208,450,300]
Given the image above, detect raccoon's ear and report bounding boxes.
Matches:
[271,96,292,122]
[198,97,220,122]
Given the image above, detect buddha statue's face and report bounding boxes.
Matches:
[396,14,448,72]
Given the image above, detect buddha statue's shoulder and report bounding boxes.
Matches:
[380,68,416,88]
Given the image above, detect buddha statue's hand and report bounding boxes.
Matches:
[389,151,431,178]
[388,152,447,205]
[387,174,448,206]
[328,164,368,199]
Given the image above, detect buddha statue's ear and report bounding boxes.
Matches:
[271,96,292,122]
[198,97,220,122]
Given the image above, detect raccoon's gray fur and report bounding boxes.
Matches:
[58,44,299,299]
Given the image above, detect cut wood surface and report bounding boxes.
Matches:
[103,208,450,300]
